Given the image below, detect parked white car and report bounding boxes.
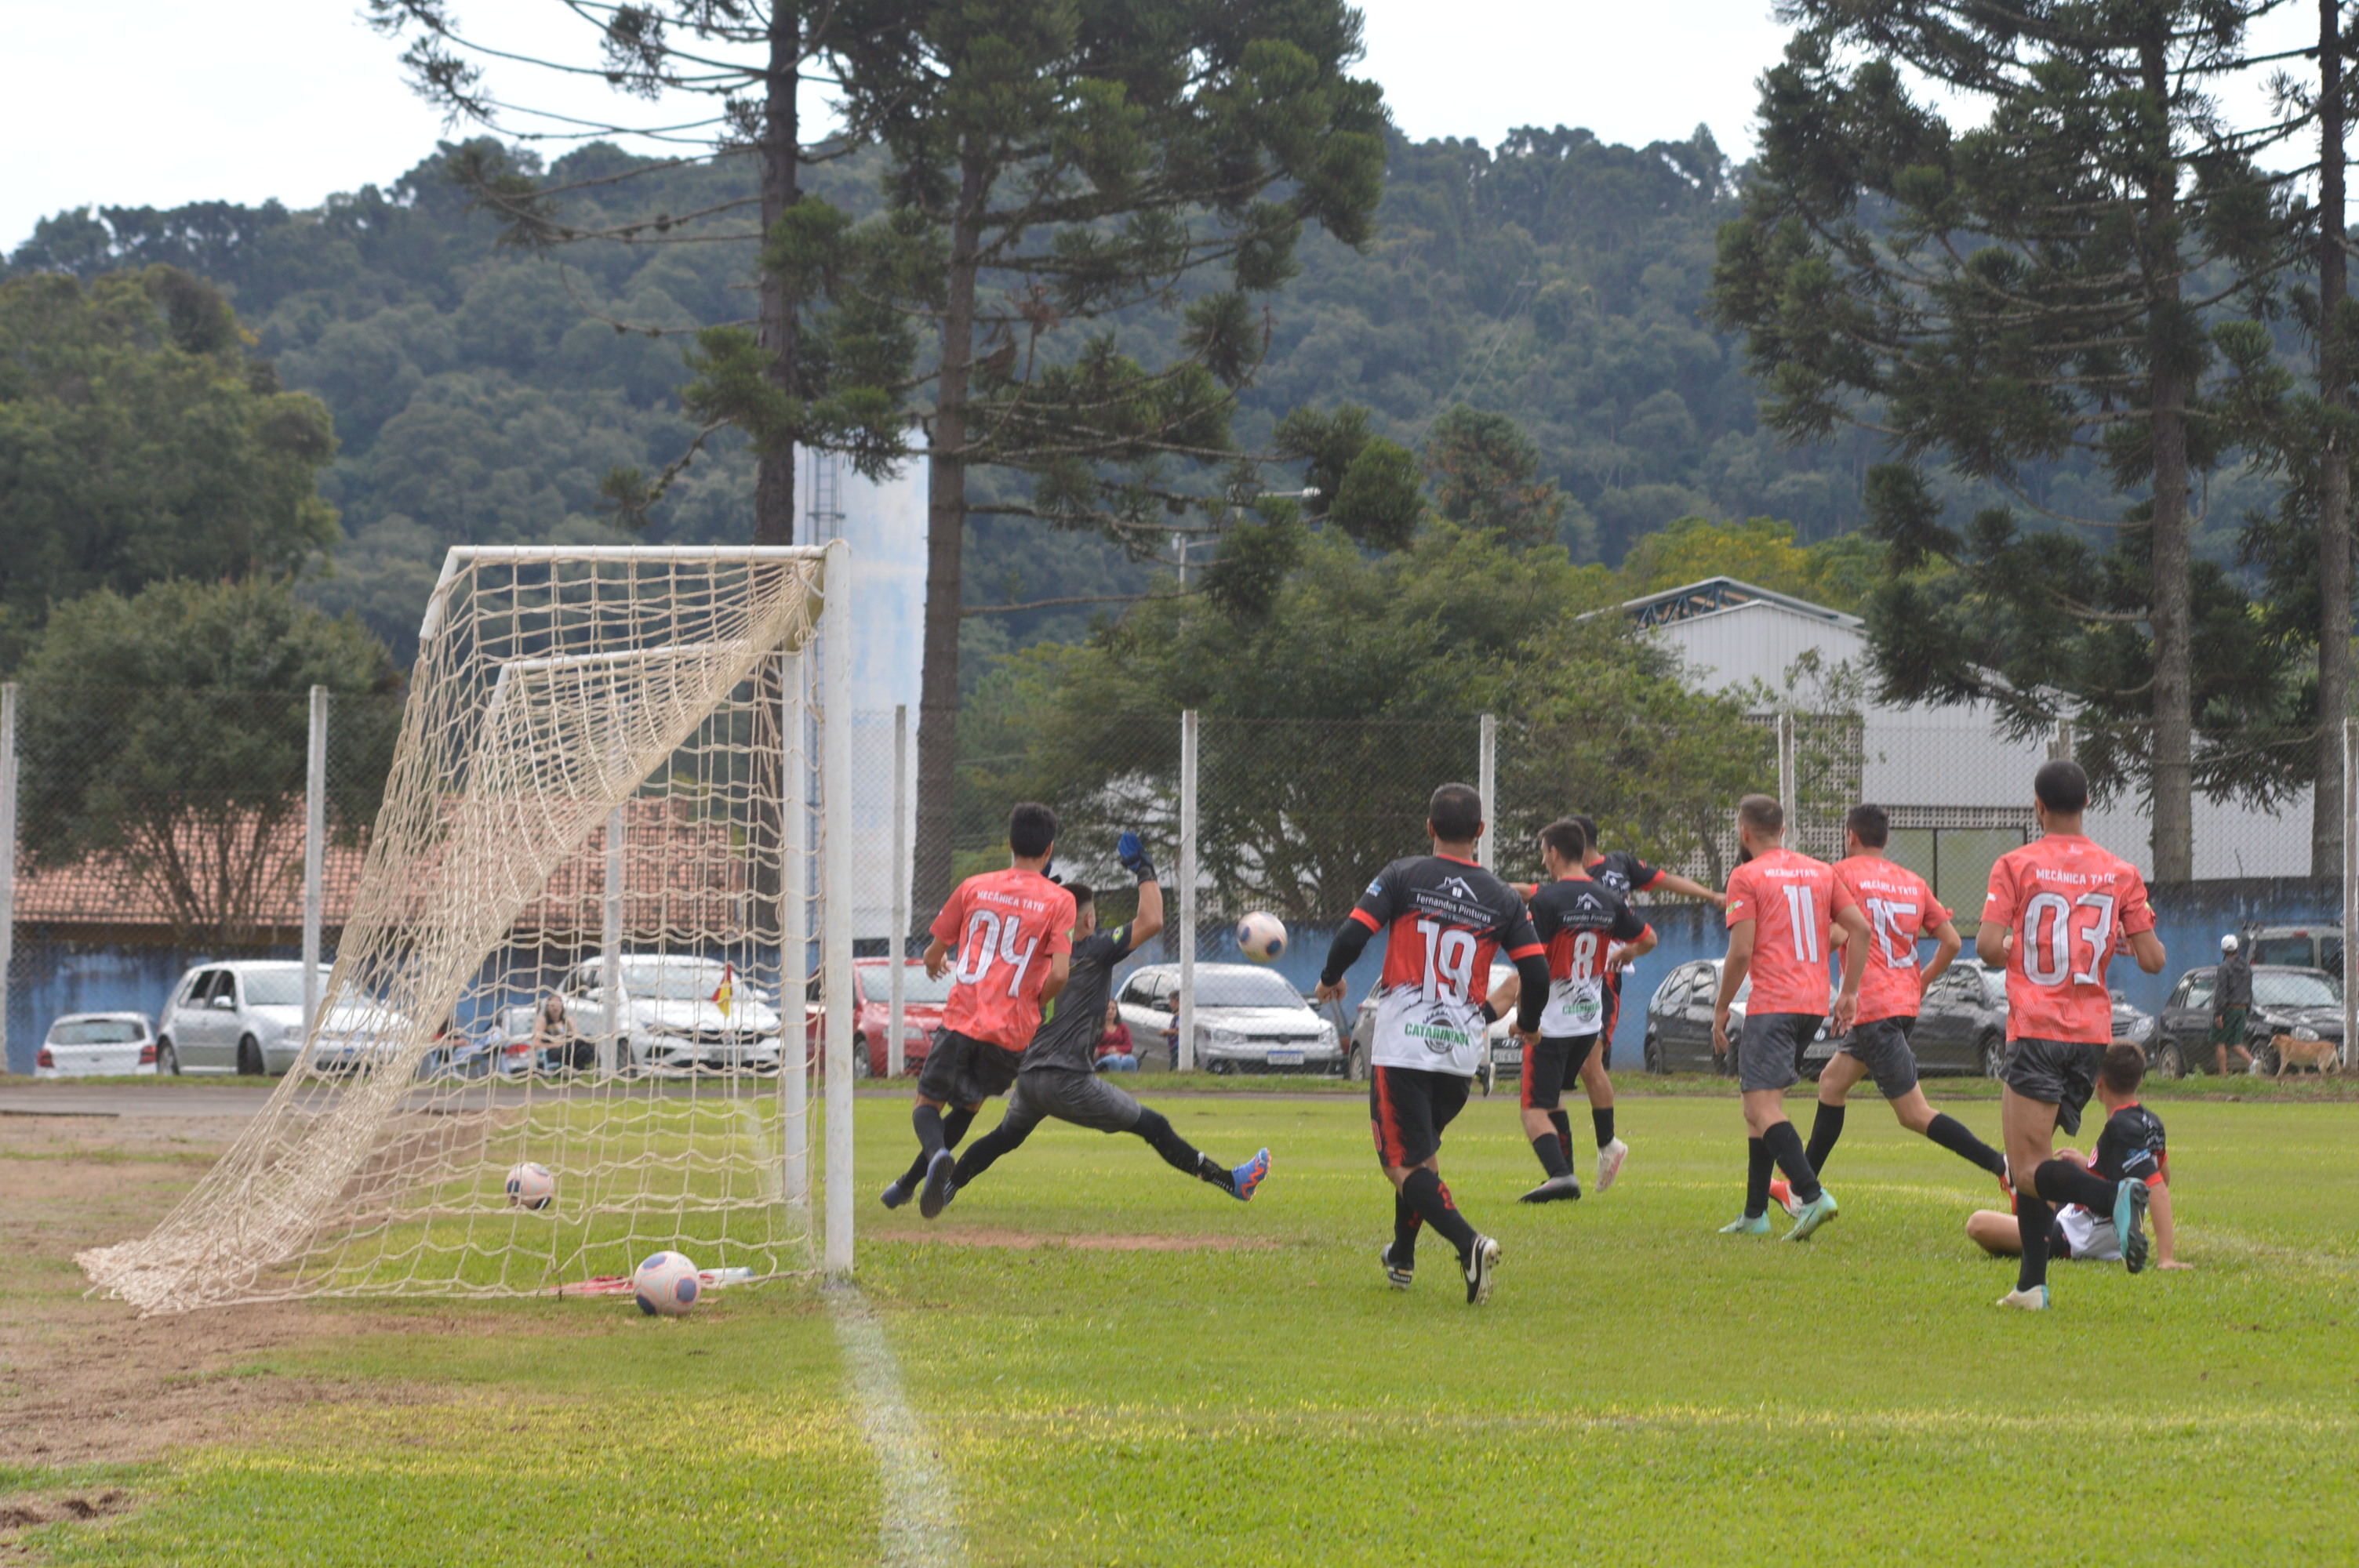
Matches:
[157,961,333,1076]
[35,1013,161,1077]
[496,954,785,1076]
[1115,962,1343,1074]
[307,995,421,1076]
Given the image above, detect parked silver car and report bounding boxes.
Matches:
[1348,960,1520,1087]
[35,1013,161,1077]
[495,954,785,1076]
[157,961,334,1076]
[1115,963,1343,1074]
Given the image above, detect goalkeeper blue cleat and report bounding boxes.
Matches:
[1230,1148,1270,1201]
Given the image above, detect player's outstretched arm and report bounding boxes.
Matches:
[2149,1181,2189,1269]
[2129,929,2167,975]
[1713,922,1754,1056]
[1921,919,1963,993]
[1129,877,1165,948]
[1652,871,1725,907]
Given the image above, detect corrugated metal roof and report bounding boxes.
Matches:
[1608,577,1865,630]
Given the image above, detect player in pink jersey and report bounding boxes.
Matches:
[1710,793,1870,1240]
[885,802,1077,1220]
[1976,760,2167,1310]
[1793,804,2007,1189]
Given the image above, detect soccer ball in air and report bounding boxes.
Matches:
[634,1250,702,1317]
[1236,912,1288,964]
[504,1161,554,1211]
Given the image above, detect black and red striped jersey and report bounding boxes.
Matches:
[1587,849,1661,899]
[1524,875,1649,1040]
[1350,855,1543,1076]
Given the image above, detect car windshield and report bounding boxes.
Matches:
[241,968,328,1007]
[858,967,953,1005]
[51,1018,143,1044]
[612,962,734,1002]
[1194,970,1310,1009]
[2255,971,2341,1007]
[2251,938,2318,967]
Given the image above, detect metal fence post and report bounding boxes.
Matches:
[601,807,623,1076]
[1177,710,1198,1073]
[889,702,909,1077]
[781,650,809,1208]
[1776,711,1795,817]
[820,536,856,1276]
[2345,717,2355,1067]
[0,684,15,1073]
[302,686,327,1040]
[1478,713,1497,869]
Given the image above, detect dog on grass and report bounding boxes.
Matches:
[2272,1032,2342,1077]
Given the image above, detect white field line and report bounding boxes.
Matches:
[826,1282,966,1567]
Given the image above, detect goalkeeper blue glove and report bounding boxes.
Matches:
[1117,830,1157,884]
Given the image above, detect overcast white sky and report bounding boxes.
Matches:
[2,0,1798,252]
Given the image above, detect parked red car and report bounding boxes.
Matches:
[798,960,952,1076]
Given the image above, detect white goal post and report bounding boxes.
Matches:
[81,543,857,1313]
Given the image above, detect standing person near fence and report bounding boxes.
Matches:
[1712,793,1870,1240]
[1769,804,2008,1215]
[1314,783,1552,1305]
[883,802,1075,1221]
[1505,818,1654,1203]
[1978,759,2168,1311]
[1569,813,1724,1189]
[2212,934,2255,1075]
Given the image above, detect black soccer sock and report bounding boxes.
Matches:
[1549,1109,1574,1164]
[899,1105,976,1192]
[1592,1106,1616,1152]
[1531,1133,1572,1179]
[940,1105,976,1151]
[1131,1107,1225,1188]
[911,1104,946,1163]
[1762,1120,1823,1207]
[2034,1159,2117,1214]
[1805,1102,1845,1176]
[1925,1113,2007,1178]
[1745,1137,1772,1219]
[950,1120,1028,1186]
[1401,1167,1480,1261]
[1393,1192,1423,1267]
[2016,1193,2054,1293]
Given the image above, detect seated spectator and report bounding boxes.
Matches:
[1094,996,1138,1072]
[533,992,594,1073]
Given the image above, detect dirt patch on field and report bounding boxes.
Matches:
[889,1228,1275,1253]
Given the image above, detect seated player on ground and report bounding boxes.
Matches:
[1565,814,1726,1189]
[885,802,1075,1219]
[1979,759,2169,1310]
[940,835,1270,1208]
[1770,804,2006,1210]
[1315,782,1552,1305]
[1505,817,1654,1203]
[1713,793,1870,1240]
[1965,1044,2187,1270]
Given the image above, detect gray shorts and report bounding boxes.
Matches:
[1005,1067,1144,1136]
[2003,1036,2101,1137]
[1737,1012,1823,1094]
[1837,1016,1920,1099]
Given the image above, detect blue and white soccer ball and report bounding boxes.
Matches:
[634,1250,702,1317]
[1236,911,1288,964]
[504,1161,554,1211]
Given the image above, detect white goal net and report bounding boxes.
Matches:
[81,544,857,1313]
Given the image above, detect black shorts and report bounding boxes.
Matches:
[1837,1016,1920,1099]
[1600,974,1623,1069]
[2002,1036,2102,1136]
[1736,1012,1823,1094]
[915,1029,1023,1108]
[1521,1034,1599,1111]
[1370,1065,1471,1169]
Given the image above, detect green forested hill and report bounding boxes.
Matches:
[0,125,2165,669]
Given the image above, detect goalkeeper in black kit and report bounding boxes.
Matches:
[1314,784,1553,1305]
[939,833,1271,1207]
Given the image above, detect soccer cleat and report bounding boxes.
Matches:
[1786,1189,1840,1241]
[918,1149,958,1220]
[2114,1178,2152,1275]
[1463,1234,1500,1305]
[1518,1174,1583,1204]
[1997,1154,2016,1203]
[1597,1138,1629,1192]
[1767,1177,1802,1218]
[1718,1213,1770,1236]
[880,1178,912,1210]
[1996,1285,2050,1311]
[1230,1148,1270,1201]
[1380,1243,1415,1290]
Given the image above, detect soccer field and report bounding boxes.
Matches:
[7,1086,2357,1566]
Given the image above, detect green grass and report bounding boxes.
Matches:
[21,1087,2359,1566]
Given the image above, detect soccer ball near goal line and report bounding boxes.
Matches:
[634,1251,702,1316]
[505,1162,554,1211]
[1236,912,1287,964]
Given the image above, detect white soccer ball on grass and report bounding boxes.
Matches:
[504,1161,554,1211]
[634,1250,702,1316]
[1235,911,1288,964]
